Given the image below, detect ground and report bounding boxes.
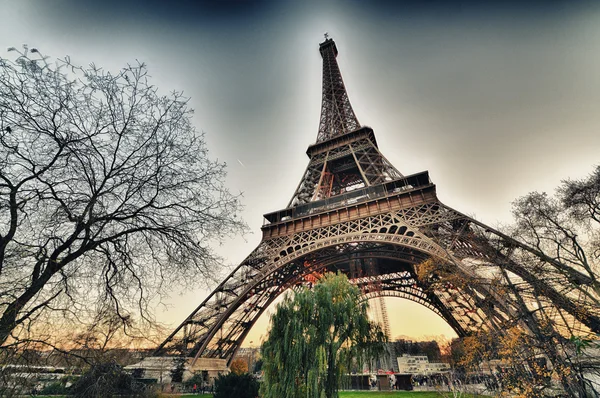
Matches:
[155,392,485,398]
[339,393,480,398]
[37,392,488,398]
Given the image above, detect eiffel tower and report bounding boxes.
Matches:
[155,37,599,366]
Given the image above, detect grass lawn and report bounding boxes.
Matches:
[339,392,484,398]
[37,391,488,398]
[157,392,485,398]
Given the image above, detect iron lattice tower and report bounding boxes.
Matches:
[156,38,600,366]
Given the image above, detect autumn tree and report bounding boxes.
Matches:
[230,358,249,375]
[455,327,580,397]
[0,46,246,348]
[260,273,385,398]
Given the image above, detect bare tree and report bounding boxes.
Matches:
[0,46,246,347]
[507,166,600,396]
[511,166,600,301]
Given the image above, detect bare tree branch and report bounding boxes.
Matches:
[0,46,248,347]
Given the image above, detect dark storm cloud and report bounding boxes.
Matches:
[353,0,586,14]
[45,0,277,24]
[39,0,596,34]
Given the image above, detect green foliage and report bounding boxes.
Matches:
[38,381,69,395]
[130,367,145,379]
[135,393,487,398]
[260,273,386,398]
[69,360,153,397]
[170,357,186,383]
[392,339,441,360]
[183,371,206,388]
[338,393,486,398]
[253,358,263,373]
[213,372,259,398]
[570,333,600,355]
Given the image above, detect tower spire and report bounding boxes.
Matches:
[316,37,361,142]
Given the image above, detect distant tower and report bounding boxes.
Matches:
[155,37,599,365]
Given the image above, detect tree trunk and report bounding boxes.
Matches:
[0,268,55,346]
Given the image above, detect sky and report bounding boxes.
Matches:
[2,0,600,345]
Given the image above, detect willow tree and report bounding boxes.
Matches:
[260,273,385,398]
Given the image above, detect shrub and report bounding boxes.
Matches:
[170,357,186,383]
[69,360,155,397]
[39,381,69,395]
[183,371,206,389]
[213,372,259,398]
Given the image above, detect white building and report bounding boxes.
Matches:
[396,354,450,375]
[124,357,228,385]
